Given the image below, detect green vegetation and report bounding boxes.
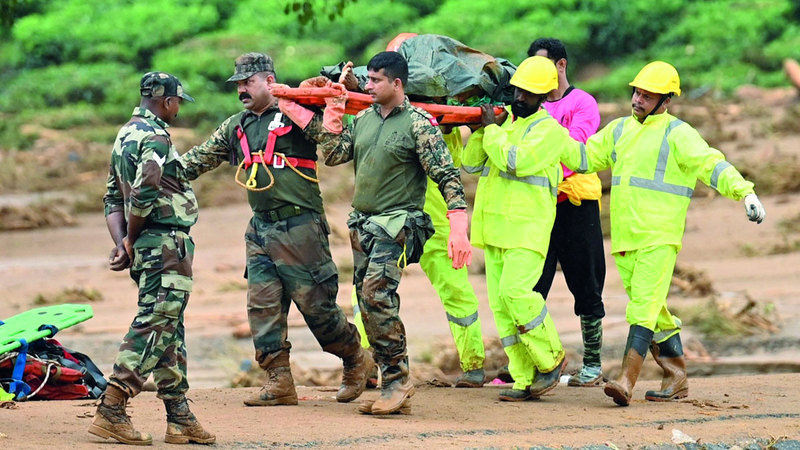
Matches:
[2,0,798,129]
[1,0,799,213]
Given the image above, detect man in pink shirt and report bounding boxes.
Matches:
[529,38,607,387]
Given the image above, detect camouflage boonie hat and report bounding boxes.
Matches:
[140,71,195,102]
[227,52,275,82]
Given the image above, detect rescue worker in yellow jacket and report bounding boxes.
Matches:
[560,61,766,406]
[462,56,571,401]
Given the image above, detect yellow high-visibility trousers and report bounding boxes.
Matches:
[419,178,485,372]
[614,245,681,343]
[484,245,564,391]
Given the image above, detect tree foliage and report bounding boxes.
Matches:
[1,0,798,128]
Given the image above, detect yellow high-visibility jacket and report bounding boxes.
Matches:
[463,108,574,254]
[563,111,755,254]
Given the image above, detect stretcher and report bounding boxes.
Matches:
[270,86,505,125]
[0,304,94,400]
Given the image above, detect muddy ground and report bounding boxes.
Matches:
[2,87,800,448]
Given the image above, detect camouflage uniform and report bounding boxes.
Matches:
[181,54,362,373]
[316,98,468,385]
[103,103,198,400]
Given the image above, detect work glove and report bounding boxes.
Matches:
[323,82,348,134]
[447,209,472,269]
[274,83,315,129]
[744,193,766,224]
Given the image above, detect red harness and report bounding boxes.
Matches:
[234,122,316,170]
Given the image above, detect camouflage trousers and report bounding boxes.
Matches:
[245,211,361,370]
[347,210,432,386]
[111,229,194,400]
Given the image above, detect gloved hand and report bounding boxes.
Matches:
[273,83,315,129]
[278,98,315,129]
[744,193,766,224]
[447,209,472,269]
[323,82,348,134]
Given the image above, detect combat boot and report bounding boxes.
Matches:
[163,396,216,445]
[88,384,153,446]
[568,315,604,387]
[604,325,653,406]
[529,356,567,398]
[645,334,688,401]
[357,398,411,415]
[244,366,298,406]
[371,378,415,415]
[337,348,370,403]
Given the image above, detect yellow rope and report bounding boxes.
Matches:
[234,151,275,192]
[274,152,319,183]
[234,151,319,191]
[396,241,408,269]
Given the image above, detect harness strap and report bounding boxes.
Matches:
[9,339,31,400]
[235,124,315,169]
[235,125,252,167]
[264,125,292,165]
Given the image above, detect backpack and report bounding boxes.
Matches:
[0,338,106,400]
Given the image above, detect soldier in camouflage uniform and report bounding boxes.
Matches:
[181,53,370,407]
[284,52,473,415]
[89,72,215,445]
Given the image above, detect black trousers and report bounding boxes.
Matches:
[533,199,606,318]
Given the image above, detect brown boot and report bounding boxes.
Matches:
[244,366,298,406]
[357,398,411,415]
[371,379,415,415]
[163,397,216,445]
[88,384,153,446]
[337,348,370,403]
[646,334,688,401]
[603,325,653,406]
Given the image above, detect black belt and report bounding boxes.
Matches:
[145,225,191,234]
[254,205,308,222]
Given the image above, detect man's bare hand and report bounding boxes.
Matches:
[109,243,130,271]
[480,104,507,127]
[338,61,360,92]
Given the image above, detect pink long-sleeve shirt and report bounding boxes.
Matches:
[543,86,601,179]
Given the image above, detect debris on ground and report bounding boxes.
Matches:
[671,429,697,444]
[33,287,103,305]
[675,293,780,340]
[0,204,75,231]
[671,263,715,296]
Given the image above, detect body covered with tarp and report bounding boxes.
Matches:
[321,34,516,104]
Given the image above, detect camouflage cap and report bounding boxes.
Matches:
[227,52,275,82]
[140,71,195,102]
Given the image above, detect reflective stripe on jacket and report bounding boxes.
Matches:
[463,108,574,254]
[563,111,755,253]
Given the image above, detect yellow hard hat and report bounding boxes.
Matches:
[629,61,681,96]
[510,56,558,95]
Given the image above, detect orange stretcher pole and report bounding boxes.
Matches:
[270,86,504,125]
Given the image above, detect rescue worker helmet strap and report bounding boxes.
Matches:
[629,61,681,96]
[510,56,559,95]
